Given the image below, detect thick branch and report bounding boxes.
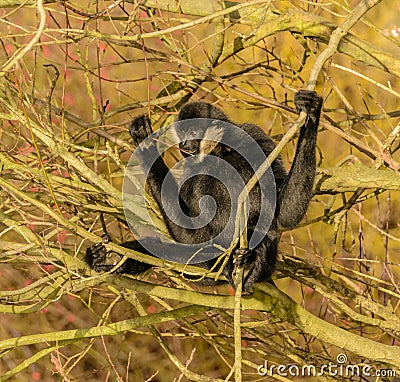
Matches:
[105,276,400,370]
[315,163,400,194]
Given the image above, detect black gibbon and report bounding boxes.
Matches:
[86,90,322,293]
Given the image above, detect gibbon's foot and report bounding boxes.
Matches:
[233,247,255,267]
[129,115,153,147]
[85,242,126,274]
[232,247,258,294]
[294,90,322,121]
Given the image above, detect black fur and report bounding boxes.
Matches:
[86,90,322,293]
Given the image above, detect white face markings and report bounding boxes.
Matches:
[169,123,181,146]
[198,123,224,162]
[172,121,225,163]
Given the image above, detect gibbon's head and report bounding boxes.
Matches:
[178,101,229,122]
[176,101,231,159]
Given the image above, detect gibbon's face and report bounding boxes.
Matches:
[178,138,201,157]
[177,123,226,159]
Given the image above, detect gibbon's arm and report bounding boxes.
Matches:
[276,90,322,230]
[129,115,213,243]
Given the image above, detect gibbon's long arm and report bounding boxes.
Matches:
[129,115,214,243]
[276,90,322,230]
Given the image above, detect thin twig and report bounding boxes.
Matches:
[235,0,383,229]
[0,0,46,76]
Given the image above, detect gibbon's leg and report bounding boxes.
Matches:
[227,232,279,293]
[277,90,322,230]
[85,238,224,279]
[85,240,153,275]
